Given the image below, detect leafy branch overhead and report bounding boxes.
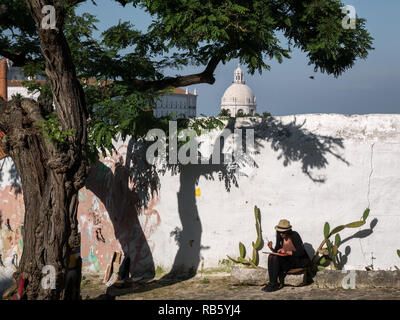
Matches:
[1,0,374,159]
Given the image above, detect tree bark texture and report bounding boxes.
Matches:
[0,0,88,299]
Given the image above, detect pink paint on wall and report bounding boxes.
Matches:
[1,144,162,275]
[79,145,161,275]
[0,186,25,264]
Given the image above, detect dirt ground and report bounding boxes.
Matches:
[80,272,400,300]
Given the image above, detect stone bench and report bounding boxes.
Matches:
[231,265,309,287]
[279,267,310,288]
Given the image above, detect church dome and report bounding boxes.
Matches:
[221,82,256,107]
[220,65,256,116]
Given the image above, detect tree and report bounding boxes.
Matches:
[0,0,373,299]
[219,109,230,117]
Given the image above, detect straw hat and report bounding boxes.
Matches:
[275,219,292,232]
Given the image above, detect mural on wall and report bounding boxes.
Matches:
[0,186,24,271]
[82,143,161,277]
[0,141,162,278]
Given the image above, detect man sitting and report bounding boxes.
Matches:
[262,219,311,292]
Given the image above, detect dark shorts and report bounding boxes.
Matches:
[274,255,311,272]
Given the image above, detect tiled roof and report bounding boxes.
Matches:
[170,87,196,96]
[7,79,46,87]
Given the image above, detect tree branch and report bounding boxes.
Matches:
[126,55,221,92]
[68,0,128,6]
[20,98,46,123]
[0,50,34,67]
[67,0,87,5]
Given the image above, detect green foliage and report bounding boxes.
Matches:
[324,222,330,239]
[334,234,341,246]
[362,208,370,222]
[235,112,260,118]
[262,112,272,118]
[35,112,76,147]
[1,0,374,164]
[10,93,22,101]
[188,117,225,136]
[236,110,244,117]
[345,221,365,228]
[315,208,370,270]
[330,225,345,235]
[397,250,400,258]
[239,242,246,259]
[218,109,230,117]
[227,205,263,268]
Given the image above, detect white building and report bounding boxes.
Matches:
[154,87,197,119]
[1,58,197,118]
[0,58,43,101]
[221,65,256,116]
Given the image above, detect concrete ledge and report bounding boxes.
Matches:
[314,270,400,289]
[231,266,400,289]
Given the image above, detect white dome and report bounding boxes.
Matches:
[220,65,257,116]
[221,82,256,107]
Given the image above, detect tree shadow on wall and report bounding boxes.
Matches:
[85,139,160,280]
[337,218,378,269]
[91,118,242,299]
[159,116,349,280]
[239,117,349,183]
[158,118,240,281]
[90,116,349,298]
[0,158,22,195]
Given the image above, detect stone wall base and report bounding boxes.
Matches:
[231,266,400,288]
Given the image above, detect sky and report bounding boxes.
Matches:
[77,0,400,117]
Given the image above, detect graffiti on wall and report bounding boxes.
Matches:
[79,143,161,277]
[0,142,162,277]
[0,186,24,270]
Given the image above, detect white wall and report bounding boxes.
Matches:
[7,86,39,100]
[1,114,400,282]
[148,114,400,271]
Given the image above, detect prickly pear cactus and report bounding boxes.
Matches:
[315,208,370,271]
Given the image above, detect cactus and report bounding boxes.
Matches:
[314,208,370,271]
[227,205,263,268]
[239,242,246,259]
[252,206,262,250]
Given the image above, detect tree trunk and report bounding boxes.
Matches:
[0,1,88,299]
[0,98,82,299]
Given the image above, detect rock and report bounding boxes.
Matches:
[230,265,268,285]
[284,274,306,287]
